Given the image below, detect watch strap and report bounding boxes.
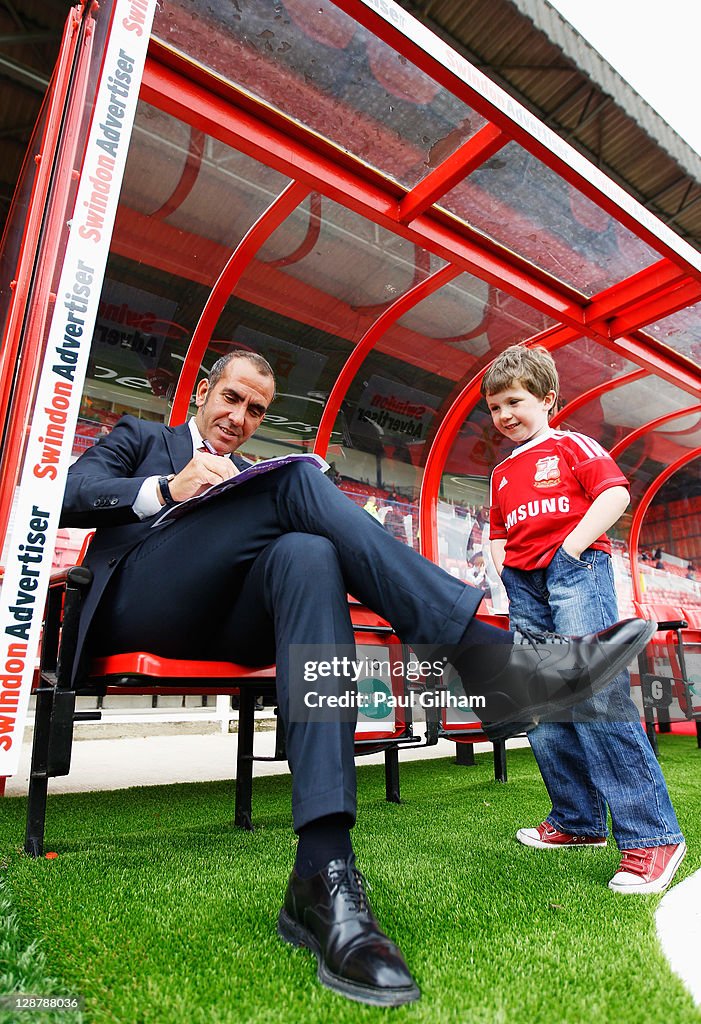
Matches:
[158,475,176,505]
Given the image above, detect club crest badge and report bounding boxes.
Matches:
[534,455,560,488]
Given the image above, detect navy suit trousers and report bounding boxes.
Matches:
[90,462,480,828]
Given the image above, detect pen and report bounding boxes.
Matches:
[201,438,224,456]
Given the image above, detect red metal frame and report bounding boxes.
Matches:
[141,51,701,384]
[169,181,310,424]
[141,57,586,329]
[584,259,691,324]
[608,280,701,338]
[0,0,699,803]
[628,447,701,604]
[147,33,693,336]
[397,122,506,224]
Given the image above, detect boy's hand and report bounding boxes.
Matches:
[562,486,629,562]
[561,540,583,561]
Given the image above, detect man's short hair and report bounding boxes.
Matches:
[208,350,276,397]
[481,345,559,401]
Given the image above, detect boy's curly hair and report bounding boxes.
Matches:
[481,345,559,401]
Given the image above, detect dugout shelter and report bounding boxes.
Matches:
[0,0,700,781]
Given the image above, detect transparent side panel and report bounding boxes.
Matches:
[153,0,486,189]
[200,218,554,552]
[562,374,699,508]
[551,338,639,414]
[550,367,700,598]
[401,282,555,574]
[207,198,448,535]
[637,473,701,616]
[553,363,701,619]
[75,100,291,446]
[440,142,660,294]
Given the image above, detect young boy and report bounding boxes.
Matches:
[482,345,686,894]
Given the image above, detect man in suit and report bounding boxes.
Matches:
[61,350,654,1007]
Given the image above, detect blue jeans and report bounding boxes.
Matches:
[501,546,683,850]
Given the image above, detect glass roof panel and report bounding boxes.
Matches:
[153,0,487,188]
[642,302,701,368]
[440,142,660,294]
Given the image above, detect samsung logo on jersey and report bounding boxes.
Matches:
[505,496,570,530]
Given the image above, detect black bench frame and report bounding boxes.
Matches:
[25,566,424,855]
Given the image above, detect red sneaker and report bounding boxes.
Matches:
[517,821,607,849]
[608,842,686,894]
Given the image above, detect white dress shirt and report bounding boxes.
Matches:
[133,419,206,520]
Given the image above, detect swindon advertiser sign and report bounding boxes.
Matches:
[0,0,157,776]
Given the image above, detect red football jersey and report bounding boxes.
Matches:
[489,428,629,570]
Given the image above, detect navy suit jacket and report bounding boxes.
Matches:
[60,415,250,677]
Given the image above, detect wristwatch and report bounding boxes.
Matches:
[158,474,176,506]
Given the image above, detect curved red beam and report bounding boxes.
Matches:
[419,326,578,560]
[628,446,701,605]
[550,368,647,428]
[264,191,322,268]
[609,403,701,460]
[151,126,205,220]
[313,262,462,456]
[169,180,310,425]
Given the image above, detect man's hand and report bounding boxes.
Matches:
[168,452,239,503]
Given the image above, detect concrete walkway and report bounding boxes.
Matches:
[4,718,518,795]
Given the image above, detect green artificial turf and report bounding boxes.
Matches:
[1,735,700,1024]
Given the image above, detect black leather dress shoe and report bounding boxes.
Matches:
[477,617,657,742]
[277,855,420,1006]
